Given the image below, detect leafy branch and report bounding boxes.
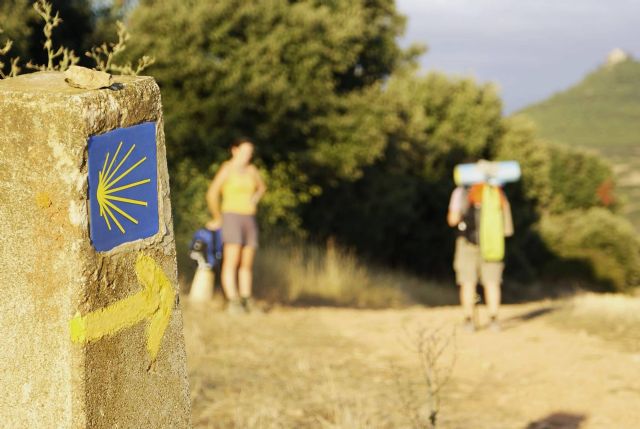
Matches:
[2,1,155,79]
[0,28,21,79]
[86,20,155,76]
[26,0,79,72]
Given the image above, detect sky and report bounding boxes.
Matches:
[396,0,640,113]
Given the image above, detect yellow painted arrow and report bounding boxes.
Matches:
[70,253,175,361]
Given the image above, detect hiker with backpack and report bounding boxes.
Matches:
[206,137,267,314]
[447,161,517,332]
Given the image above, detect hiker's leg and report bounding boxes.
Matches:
[238,245,256,299]
[460,282,477,319]
[222,243,241,300]
[484,282,501,318]
[481,262,504,319]
[454,237,479,321]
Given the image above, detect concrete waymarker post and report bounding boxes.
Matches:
[0,72,191,428]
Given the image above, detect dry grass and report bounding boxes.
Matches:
[180,242,459,427]
[252,240,456,308]
[182,303,460,429]
[180,244,640,428]
[397,326,457,429]
[550,292,640,351]
[182,297,640,429]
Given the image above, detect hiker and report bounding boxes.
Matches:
[447,175,514,331]
[206,137,266,314]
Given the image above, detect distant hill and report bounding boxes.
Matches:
[521,57,640,151]
[519,54,640,231]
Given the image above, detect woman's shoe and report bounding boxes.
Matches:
[241,297,256,314]
[226,299,244,315]
[463,317,476,333]
[489,316,501,332]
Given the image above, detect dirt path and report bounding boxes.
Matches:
[182,300,640,428]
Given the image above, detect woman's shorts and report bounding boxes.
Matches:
[222,213,259,248]
[453,236,503,286]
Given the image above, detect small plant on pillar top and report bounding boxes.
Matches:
[85,21,155,76]
[26,0,80,72]
[0,28,21,79]
[0,0,154,80]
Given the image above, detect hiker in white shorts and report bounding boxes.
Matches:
[447,183,514,331]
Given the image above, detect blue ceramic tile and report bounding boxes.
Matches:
[88,122,159,251]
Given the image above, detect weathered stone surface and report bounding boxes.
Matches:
[64,65,112,90]
[0,72,191,428]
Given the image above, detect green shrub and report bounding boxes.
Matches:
[547,145,617,213]
[538,208,640,291]
[170,159,213,286]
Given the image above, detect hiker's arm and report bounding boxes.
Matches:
[447,187,465,227]
[206,163,229,224]
[447,210,462,227]
[502,197,514,237]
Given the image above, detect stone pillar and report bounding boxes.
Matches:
[0,72,191,428]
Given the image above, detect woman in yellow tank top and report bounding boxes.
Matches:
[207,137,266,314]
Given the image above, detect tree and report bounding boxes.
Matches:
[2,0,635,291]
[302,71,509,275]
[125,0,421,239]
[0,1,36,57]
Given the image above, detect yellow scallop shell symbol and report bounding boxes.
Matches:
[96,141,150,234]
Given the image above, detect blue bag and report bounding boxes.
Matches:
[189,228,223,270]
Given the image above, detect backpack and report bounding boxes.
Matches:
[479,185,505,262]
[457,184,506,262]
[189,227,223,270]
[456,187,479,245]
